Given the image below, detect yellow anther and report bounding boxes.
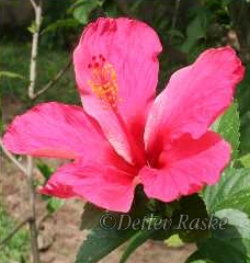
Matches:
[88,62,118,108]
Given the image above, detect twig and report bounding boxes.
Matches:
[29,0,37,10]
[0,138,27,175]
[28,0,70,99]
[37,212,52,230]
[27,156,40,263]
[28,0,43,99]
[0,216,32,248]
[25,1,42,262]
[33,58,71,99]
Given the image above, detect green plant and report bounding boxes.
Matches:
[0,206,29,263]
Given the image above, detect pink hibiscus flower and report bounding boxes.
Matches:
[3,18,245,212]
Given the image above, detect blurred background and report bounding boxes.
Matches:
[1,0,250,262]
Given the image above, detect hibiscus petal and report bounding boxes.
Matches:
[144,47,245,152]
[40,160,136,212]
[3,102,110,160]
[73,17,162,164]
[140,131,230,202]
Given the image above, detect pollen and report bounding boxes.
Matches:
[87,54,118,108]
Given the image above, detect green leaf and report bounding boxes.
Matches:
[71,0,102,24]
[212,103,240,160]
[80,203,105,230]
[0,71,24,79]
[237,64,250,155]
[197,209,250,263]
[181,11,209,53]
[172,194,210,243]
[75,212,137,263]
[120,229,156,263]
[41,18,79,35]
[27,21,37,34]
[203,168,250,216]
[76,187,156,262]
[46,198,64,214]
[167,29,185,40]
[239,154,250,168]
[37,162,54,181]
[164,234,184,248]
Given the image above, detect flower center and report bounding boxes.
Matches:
[88,54,118,108]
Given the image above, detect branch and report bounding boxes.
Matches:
[0,216,32,248]
[0,138,27,175]
[33,58,71,99]
[37,212,52,230]
[29,0,37,10]
[25,1,43,262]
[28,0,43,99]
[27,156,40,263]
[28,0,70,99]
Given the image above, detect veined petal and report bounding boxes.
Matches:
[73,17,162,164]
[3,102,110,160]
[40,160,136,212]
[144,47,245,152]
[140,131,230,202]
